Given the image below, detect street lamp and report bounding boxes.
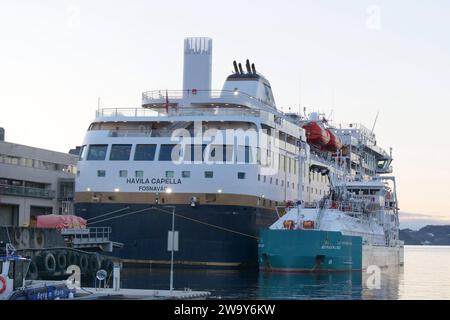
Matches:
[164,205,176,293]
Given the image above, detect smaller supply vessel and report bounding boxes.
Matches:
[258,176,404,272]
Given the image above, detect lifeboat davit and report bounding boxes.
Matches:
[325,129,343,152]
[302,122,330,147]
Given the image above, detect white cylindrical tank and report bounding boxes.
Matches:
[182,37,212,98]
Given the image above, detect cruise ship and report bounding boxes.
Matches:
[74,37,395,268]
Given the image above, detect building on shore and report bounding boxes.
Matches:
[0,128,78,227]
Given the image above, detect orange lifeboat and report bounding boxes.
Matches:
[325,129,343,152]
[302,122,330,147]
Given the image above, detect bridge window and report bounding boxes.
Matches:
[79,145,87,161]
[236,146,253,164]
[110,144,132,161]
[184,144,207,162]
[87,145,108,161]
[134,144,157,161]
[159,144,181,161]
[238,172,246,179]
[208,145,234,163]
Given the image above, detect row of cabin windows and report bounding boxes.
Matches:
[81,144,253,163]
[258,151,298,174]
[257,174,296,190]
[81,144,299,173]
[95,170,246,180]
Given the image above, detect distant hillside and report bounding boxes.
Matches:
[400,225,450,245]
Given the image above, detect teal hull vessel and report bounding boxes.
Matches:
[258,229,363,272]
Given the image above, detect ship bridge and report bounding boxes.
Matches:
[333,123,393,176]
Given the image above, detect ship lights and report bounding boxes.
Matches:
[218,189,222,193]
[114,188,120,192]
[191,196,198,207]
[86,188,91,192]
[166,188,173,194]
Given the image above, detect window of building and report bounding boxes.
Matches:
[182,171,191,178]
[287,181,290,188]
[135,170,144,178]
[159,144,181,161]
[258,174,261,181]
[119,170,128,178]
[238,172,246,179]
[281,180,284,187]
[263,176,266,183]
[97,170,106,177]
[77,170,80,177]
[87,145,108,161]
[270,177,273,184]
[134,144,157,161]
[276,178,278,185]
[165,171,174,178]
[110,144,132,161]
[204,171,213,178]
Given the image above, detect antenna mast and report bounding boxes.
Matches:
[371,111,380,133]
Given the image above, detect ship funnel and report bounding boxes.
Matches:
[183,37,212,97]
[245,59,252,74]
[251,63,256,75]
[238,63,244,74]
[233,61,239,74]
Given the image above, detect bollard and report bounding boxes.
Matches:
[113,261,121,291]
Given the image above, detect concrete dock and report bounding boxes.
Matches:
[74,287,211,300]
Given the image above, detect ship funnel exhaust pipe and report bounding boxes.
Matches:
[251,63,256,74]
[238,63,244,74]
[233,61,239,74]
[246,59,252,74]
[182,37,212,98]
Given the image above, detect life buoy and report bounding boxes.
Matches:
[0,275,7,294]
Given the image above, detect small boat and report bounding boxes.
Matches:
[0,243,76,300]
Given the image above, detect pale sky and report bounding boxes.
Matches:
[1,1,449,228]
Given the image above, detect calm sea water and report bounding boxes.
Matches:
[120,246,450,300]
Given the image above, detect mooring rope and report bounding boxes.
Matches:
[88,206,259,240]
